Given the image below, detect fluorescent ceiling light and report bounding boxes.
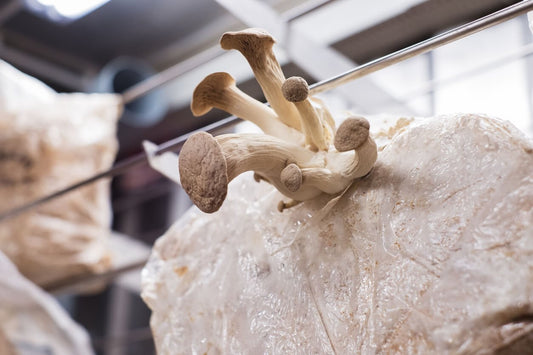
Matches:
[25,0,110,22]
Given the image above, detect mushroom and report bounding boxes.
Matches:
[220,28,302,131]
[334,116,371,152]
[280,163,302,192]
[191,72,303,143]
[282,76,329,151]
[298,116,377,194]
[182,28,379,213]
[278,163,304,212]
[179,117,377,213]
[275,116,377,196]
[334,116,378,177]
[179,131,323,213]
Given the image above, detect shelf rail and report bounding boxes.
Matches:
[1,0,532,225]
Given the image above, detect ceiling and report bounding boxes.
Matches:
[0,0,521,157]
[0,0,241,87]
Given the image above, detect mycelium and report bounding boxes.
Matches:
[179,28,378,213]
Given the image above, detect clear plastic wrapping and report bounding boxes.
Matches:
[142,114,533,354]
[0,60,121,286]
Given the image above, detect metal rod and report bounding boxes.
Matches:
[0,154,144,222]
[1,1,531,222]
[44,259,148,294]
[122,45,224,104]
[395,41,533,105]
[309,0,533,94]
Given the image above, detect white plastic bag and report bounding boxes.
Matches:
[0,60,122,286]
[0,251,94,355]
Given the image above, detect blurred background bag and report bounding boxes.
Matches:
[0,250,95,355]
[0,60,122,286]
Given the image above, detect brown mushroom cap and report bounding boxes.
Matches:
[179,131,228,213]
[280,163,302,192]
[281,76,309,103]
[191,72,235,116]
[334,116,370,152]
[220,28,275,65]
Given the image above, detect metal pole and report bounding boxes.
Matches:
[121,46,224,104]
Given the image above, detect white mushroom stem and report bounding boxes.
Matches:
[310,96,336,138]
[305,116,377,193]
[191,72,303,143]
[217,134,325,202]
[220,29,302,131]
[300,168,342,194]
[282,76,328,151]
[179,131,322,213]
[296,140,376,194]
[215,134,315,180]
[340,137,378,178]
[273,154,360,195]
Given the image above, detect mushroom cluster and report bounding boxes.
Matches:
[179,28,378,213]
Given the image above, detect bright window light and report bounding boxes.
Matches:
[25,0,110,22]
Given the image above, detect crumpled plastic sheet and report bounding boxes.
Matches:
[142,113,533,354]
[0,60,121,286]
[0,250,94,355]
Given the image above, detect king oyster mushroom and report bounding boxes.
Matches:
[220,28,302,131]
[180,28,377,213]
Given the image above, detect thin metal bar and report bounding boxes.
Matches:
[44,259,148,294]
[1,1,531,222]
[0,154,145,221]
[309,0,533,95]
[122,45,224,104]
